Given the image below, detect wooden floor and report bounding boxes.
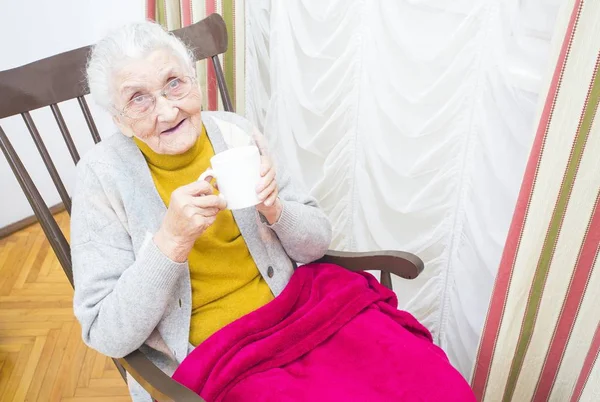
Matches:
[0,212,131,401]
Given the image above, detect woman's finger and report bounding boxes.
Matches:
[181,180,215,197]
[192,214,217,228]
[258,179,277,202]
[257,166,276,193]
[191,207,219,217]
[192,194,227,210]
[264,188,279,207]
[252,131,271,157]
[260,156,272,176]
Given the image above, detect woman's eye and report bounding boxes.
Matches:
[168,78,181,89]
[132,95,147,104]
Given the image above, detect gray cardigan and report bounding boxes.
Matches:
[70,111,332,401]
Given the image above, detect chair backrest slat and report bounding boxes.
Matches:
[0,125,73,284]
[0,13,228,119]
[212,56,234,112]
[172,14,228,61]
[21,112,72,213]
[50,103,80,163]
[77,96,101,144]
[0,47,90,120]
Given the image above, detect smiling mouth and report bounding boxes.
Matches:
[162,119,186,134]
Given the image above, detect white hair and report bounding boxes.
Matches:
[86,20,195,111]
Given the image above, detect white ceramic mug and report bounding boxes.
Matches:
[198,145,261,210]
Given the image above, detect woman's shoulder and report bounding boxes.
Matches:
[77,133,137,172]
[72,133,144,216]
[73,133,143,197]
[202,111,257,134]
[202,111,266,151]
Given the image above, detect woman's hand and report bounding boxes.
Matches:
[255,154,283,225]
[154,180,226,262]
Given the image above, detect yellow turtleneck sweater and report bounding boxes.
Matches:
[135,126,274,346]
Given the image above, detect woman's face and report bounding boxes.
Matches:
[112,49,202,155]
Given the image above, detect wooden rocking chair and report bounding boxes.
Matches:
[0,13,424,401]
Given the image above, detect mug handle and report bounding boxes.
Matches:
[198,168,216,182]
[198,169,226,204]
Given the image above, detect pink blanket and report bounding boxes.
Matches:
[173,263,476,401]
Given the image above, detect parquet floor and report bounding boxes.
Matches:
[0,212,131,401]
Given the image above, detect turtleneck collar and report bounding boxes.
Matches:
[134,124,207,171]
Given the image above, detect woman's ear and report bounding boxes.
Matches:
[113,114,134,138]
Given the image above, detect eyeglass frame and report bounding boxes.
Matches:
[114,75,197,120]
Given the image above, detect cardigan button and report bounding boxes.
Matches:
[267,266,274,278]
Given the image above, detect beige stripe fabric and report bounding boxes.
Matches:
[164,0,182,30]
[472,0,600,401]
[191,0,208,110]
[234,0,245,114]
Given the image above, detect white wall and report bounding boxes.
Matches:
[0,0,145,228]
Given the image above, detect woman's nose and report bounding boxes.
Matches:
[155,96,178,121]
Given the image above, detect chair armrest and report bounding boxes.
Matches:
[119,349,205,402]
[118,250,422,401]
[316,250,424,279]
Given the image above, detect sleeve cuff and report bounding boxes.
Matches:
[136,232,187,289]
[265,201,300,235]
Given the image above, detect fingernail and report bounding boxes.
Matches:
[265,200,272,206]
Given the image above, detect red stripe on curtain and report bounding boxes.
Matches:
[181,0,192,26]
[570,324,600,402]
[470,1,584,398]
[206,0,218,110]
[146,0,157,21]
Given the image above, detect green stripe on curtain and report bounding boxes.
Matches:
[222,0,236,109]
[156,0,167,27]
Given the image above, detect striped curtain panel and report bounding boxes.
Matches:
[471,0,600,401]
[146,0,245,114]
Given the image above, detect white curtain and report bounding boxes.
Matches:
[245,0,564,378]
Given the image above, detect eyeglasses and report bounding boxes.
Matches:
[118,76,195,120]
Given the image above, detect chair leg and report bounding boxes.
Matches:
[0,125,72,284]
[381,271,393,290]
[114,358,128,383]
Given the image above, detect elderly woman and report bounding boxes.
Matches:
[73,20,476,402]
[71,21,331,401]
